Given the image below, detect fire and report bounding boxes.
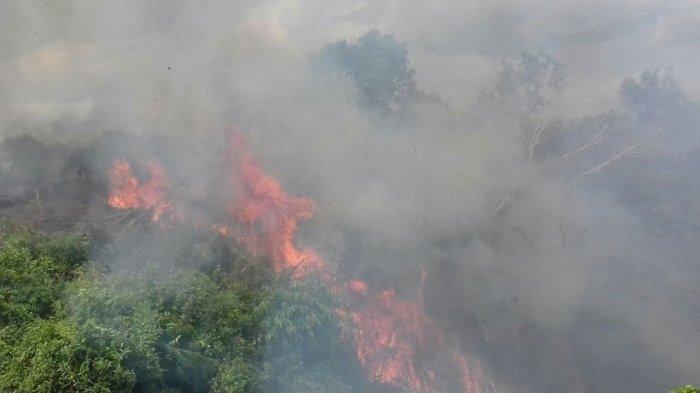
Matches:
[224,134,486,393]
[348,279,369,295]
[105,133,486,393]
[453,353,484,393]
[347,282,485,393]
[107,159,139,209]
[349,288,441,392]
[107,158,180,223]
[226,134,331,279]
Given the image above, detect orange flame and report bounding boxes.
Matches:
[226,134,331,279]
[107,158,180,223]
[225,133,486,393]
[349,287,441,392]
[105,133,486,393]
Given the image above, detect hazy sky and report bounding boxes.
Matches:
[276,0,700,114]
[2,0,699,139]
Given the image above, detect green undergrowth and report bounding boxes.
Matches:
[0,224,368,392]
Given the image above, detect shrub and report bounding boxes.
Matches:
[0,228,88,324]
[0,226,371,392]
[671,386,699,393]
[0,319,135,392]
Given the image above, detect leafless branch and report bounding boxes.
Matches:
[566,128,663,189]
[521,121,557,164]
[541,122,613,170]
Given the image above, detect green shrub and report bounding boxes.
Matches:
[211,356,259,393]
[0,226,371,392]
[253,279,366,393]
[0,228,88,324]
[671,386,699,393]
[66,268,267,392]
[0,319,135,392]
[67,274,164,391]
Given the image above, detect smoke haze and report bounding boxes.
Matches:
[1,1,699,392]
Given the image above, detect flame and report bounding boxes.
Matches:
[453,353,484,393]
[225,134,486,393]
[107,159,139,209]
[226,134,331,279]
[347,280,484,393]
[107,158,180,223]
[349,287,441,392]
[105,133,486,393]
[348,279,369,296]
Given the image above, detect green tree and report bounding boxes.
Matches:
[313,30,418,114]
[478,52,566,118]
[671,386,699,393]
[620,69,688,127]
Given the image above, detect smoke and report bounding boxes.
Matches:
[1,1,699,392]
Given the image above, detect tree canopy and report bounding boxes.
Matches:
[313,30,419,115]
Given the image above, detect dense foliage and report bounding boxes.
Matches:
[0,225,368,392]
[313,30,419,114]
[671,387,699,393]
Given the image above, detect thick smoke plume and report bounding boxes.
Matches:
[1,1,699,392]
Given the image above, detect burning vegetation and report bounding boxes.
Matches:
[0,130,493,392]
[226,135,328,278]
[101,133,488,392]
[107,159,181,223]
[1,4,699,391]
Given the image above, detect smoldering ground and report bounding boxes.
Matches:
[1,1,699,392]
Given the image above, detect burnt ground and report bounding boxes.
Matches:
[0,132,202,233]
[0,135,105,232]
